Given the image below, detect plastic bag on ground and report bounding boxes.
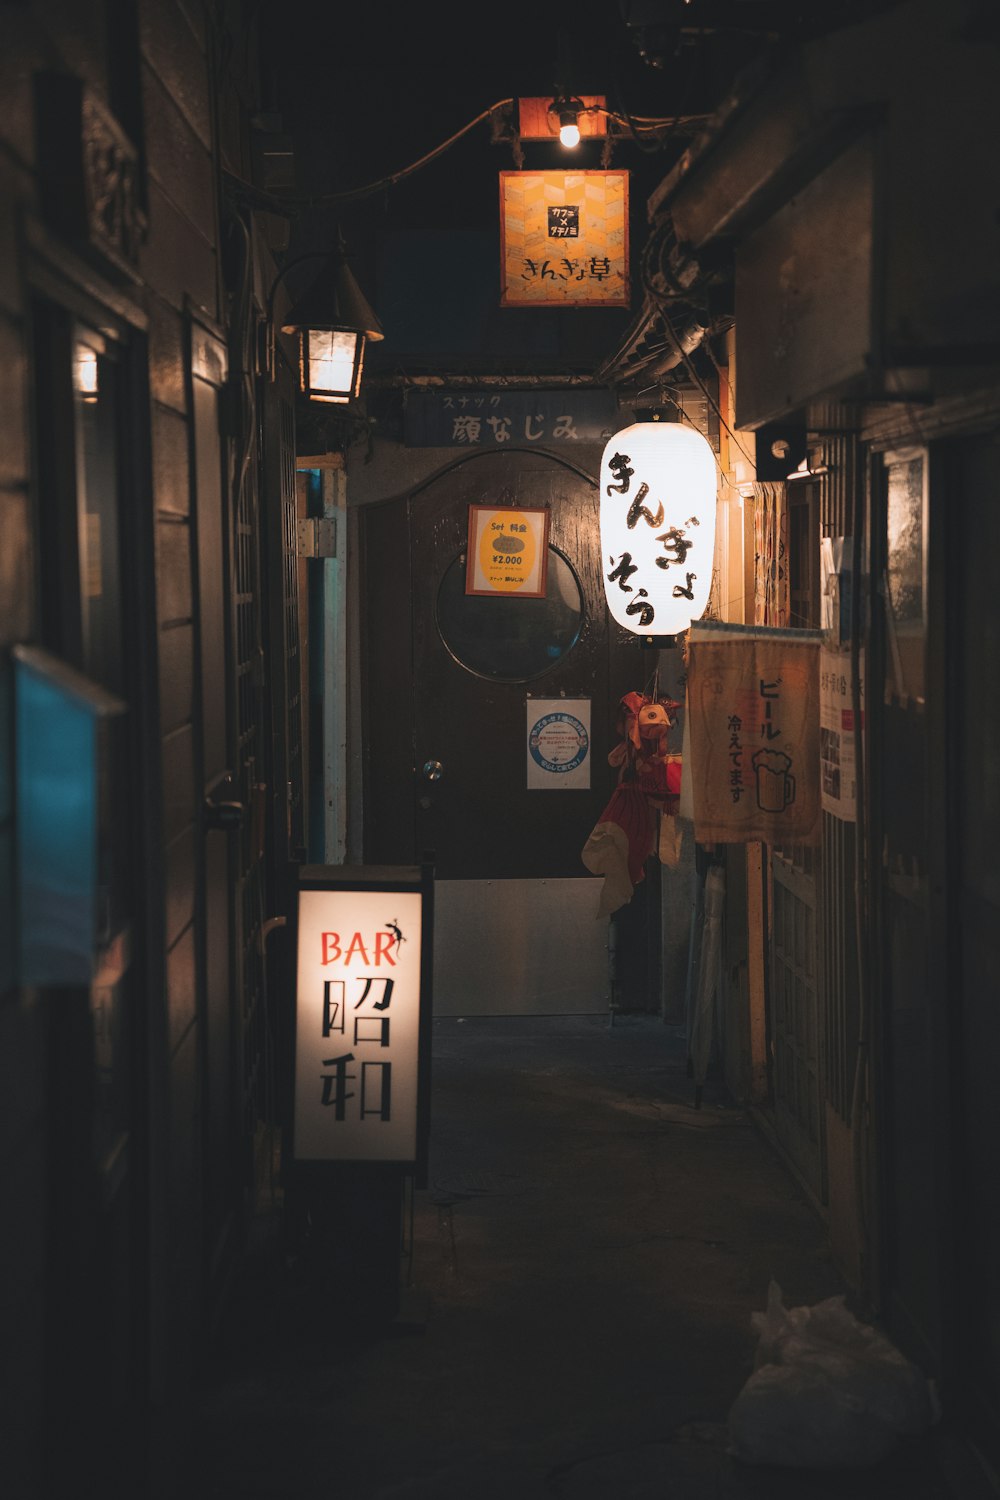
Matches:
[727,1280,940,1468]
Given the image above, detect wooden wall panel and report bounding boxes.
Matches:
[0,41,36,166]
[0,490,33,644]
[164,824,196,948]
[0,0,261,1487]
[159,621,195,733]
[32,0,109,93]
[166,923,197,1054]
[162,723,195,841]
[139,0,211,147]
[152,404,192,515]
[175,0,207,50]
[156,515,193,625]
[147,297,187,413]
[0,158,25,318]
[140,179,216,316]
[0,314,29,489]
[142,63,215,231]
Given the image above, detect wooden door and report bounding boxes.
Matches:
[361,447,641,1014]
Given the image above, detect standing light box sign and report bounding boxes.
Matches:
[292,868,430,1168]
[600,422,717,636]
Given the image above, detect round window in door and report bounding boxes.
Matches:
[436,546,584,682]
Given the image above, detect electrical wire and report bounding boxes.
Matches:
[292,96,709,207]
[635,223,751,466]
[306,99,515,205]
[583,103,712,132]
[647,290,755,471]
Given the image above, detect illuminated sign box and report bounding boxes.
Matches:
[499,170,629,308]
[290,865,433,1180]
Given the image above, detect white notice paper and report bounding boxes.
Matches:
[526,698,591,790]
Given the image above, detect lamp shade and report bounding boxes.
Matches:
[599,421,717,636]
[280,249,384,404]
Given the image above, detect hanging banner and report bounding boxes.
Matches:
[820,645,865,822]
[499,170,629,308]
[687,621,822,844]
[527,698,591,789]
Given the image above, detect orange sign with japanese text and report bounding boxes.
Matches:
[465,505,550,597]
[499,170,629,308]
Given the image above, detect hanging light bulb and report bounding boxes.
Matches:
[558,105,581,148]
[549,95,584,148]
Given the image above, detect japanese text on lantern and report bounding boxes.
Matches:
[599,422,717,637]
[604,446,703,628]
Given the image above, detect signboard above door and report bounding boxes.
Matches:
[403,388,619,448]
[499,170,630,308]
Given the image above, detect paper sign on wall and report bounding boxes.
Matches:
[820,645,865,821]
[527,699,591,790]
[466,505,550,597]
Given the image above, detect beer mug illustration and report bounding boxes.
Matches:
[752,748,796,812]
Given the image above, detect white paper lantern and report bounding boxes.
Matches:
[600,421,717,636]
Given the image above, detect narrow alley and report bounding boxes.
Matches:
[2,3,998,1496]
[190,1016,961,1500]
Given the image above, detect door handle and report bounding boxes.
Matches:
[422,760,444,782]
[204,796,244,830]
[204,770,243,831]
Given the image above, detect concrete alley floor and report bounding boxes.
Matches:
[190,1014,967,1499]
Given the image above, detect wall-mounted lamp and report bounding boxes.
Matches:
[73,342,99,403]
[267,241,384,404]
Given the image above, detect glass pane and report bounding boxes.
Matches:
[307,328,356,401]
[436,547,583,682]
[74,339,124,695]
